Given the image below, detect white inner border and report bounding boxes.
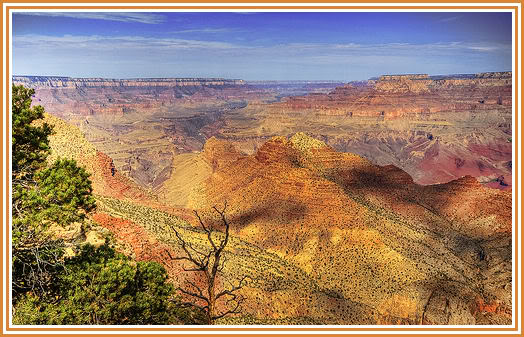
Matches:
[3,3,522,335]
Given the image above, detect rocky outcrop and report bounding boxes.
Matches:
[476,71,512,79]
[379,74,430,81]
[42,113,151,202]
[202,137,244,171]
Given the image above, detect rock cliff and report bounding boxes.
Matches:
[40,113,151,202]
[279,72,512,115]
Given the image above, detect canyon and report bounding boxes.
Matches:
[43,115,512,325]
[14,72,512,191]
[223,72,512,189]
[15,73,513,324]
[15,76,342,188]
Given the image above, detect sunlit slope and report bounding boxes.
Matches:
[184,133,511,324]
[41,113,151,202]
[95,196,377,324]
[42,114,511,324]
[156,153,213,207]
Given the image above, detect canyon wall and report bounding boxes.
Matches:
[217,72,512,189]
[12,76,251,188]
[16,75,341,189]
[279,72,512,116]
[12,76,251,119]
[14,72,512,190]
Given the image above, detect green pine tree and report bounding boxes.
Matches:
[11,85,204,325]
[13,245,205,325]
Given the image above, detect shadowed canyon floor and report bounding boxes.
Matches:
[43,113,512,325]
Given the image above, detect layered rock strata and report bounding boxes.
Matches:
[279,72,512,116]
[215,72,512,188]
[16,72,513,190]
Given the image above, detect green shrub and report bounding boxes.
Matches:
[13,244,205,325]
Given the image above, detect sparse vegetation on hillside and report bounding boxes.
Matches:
[166,203,247,325]
[290,132,327,152]
[95,195,353,324]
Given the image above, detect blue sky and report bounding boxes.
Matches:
[12,12,512,80]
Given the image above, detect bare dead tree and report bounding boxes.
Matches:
[165,202,247,325]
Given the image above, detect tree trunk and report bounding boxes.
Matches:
[207,274,216,325]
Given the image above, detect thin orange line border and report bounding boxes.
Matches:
[2,3,521,335]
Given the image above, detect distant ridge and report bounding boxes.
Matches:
[12,75,246,88]
[369,71,512,81]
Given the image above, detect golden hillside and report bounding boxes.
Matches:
[182,133,511,324]
[43,117,512,324]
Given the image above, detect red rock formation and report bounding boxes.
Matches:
[243,72,513,189]
[277,72,512,117]
[202,137,244,171]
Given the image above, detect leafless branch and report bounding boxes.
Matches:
[217,254,227,272]
[179,300,209,312]
[182,265,204,272]
[211,202,230,251]
[194,210,218,251]
[170,203,245,324]
[166,223,210,267]
[178,282,210,304]
[213,294,244,320]
[216,275,247,300]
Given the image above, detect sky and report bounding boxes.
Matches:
[12,11,513,81]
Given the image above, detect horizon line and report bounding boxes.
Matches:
[12,70,513,83]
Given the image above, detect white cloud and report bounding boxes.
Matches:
[171,28,240,34]
[270,41,509,56]
[15,12,166,24]
[437,15,462,23]
[466,45,499,52]
[14,34,509,56]
[14,34,237,50]
[13,33,511,79]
